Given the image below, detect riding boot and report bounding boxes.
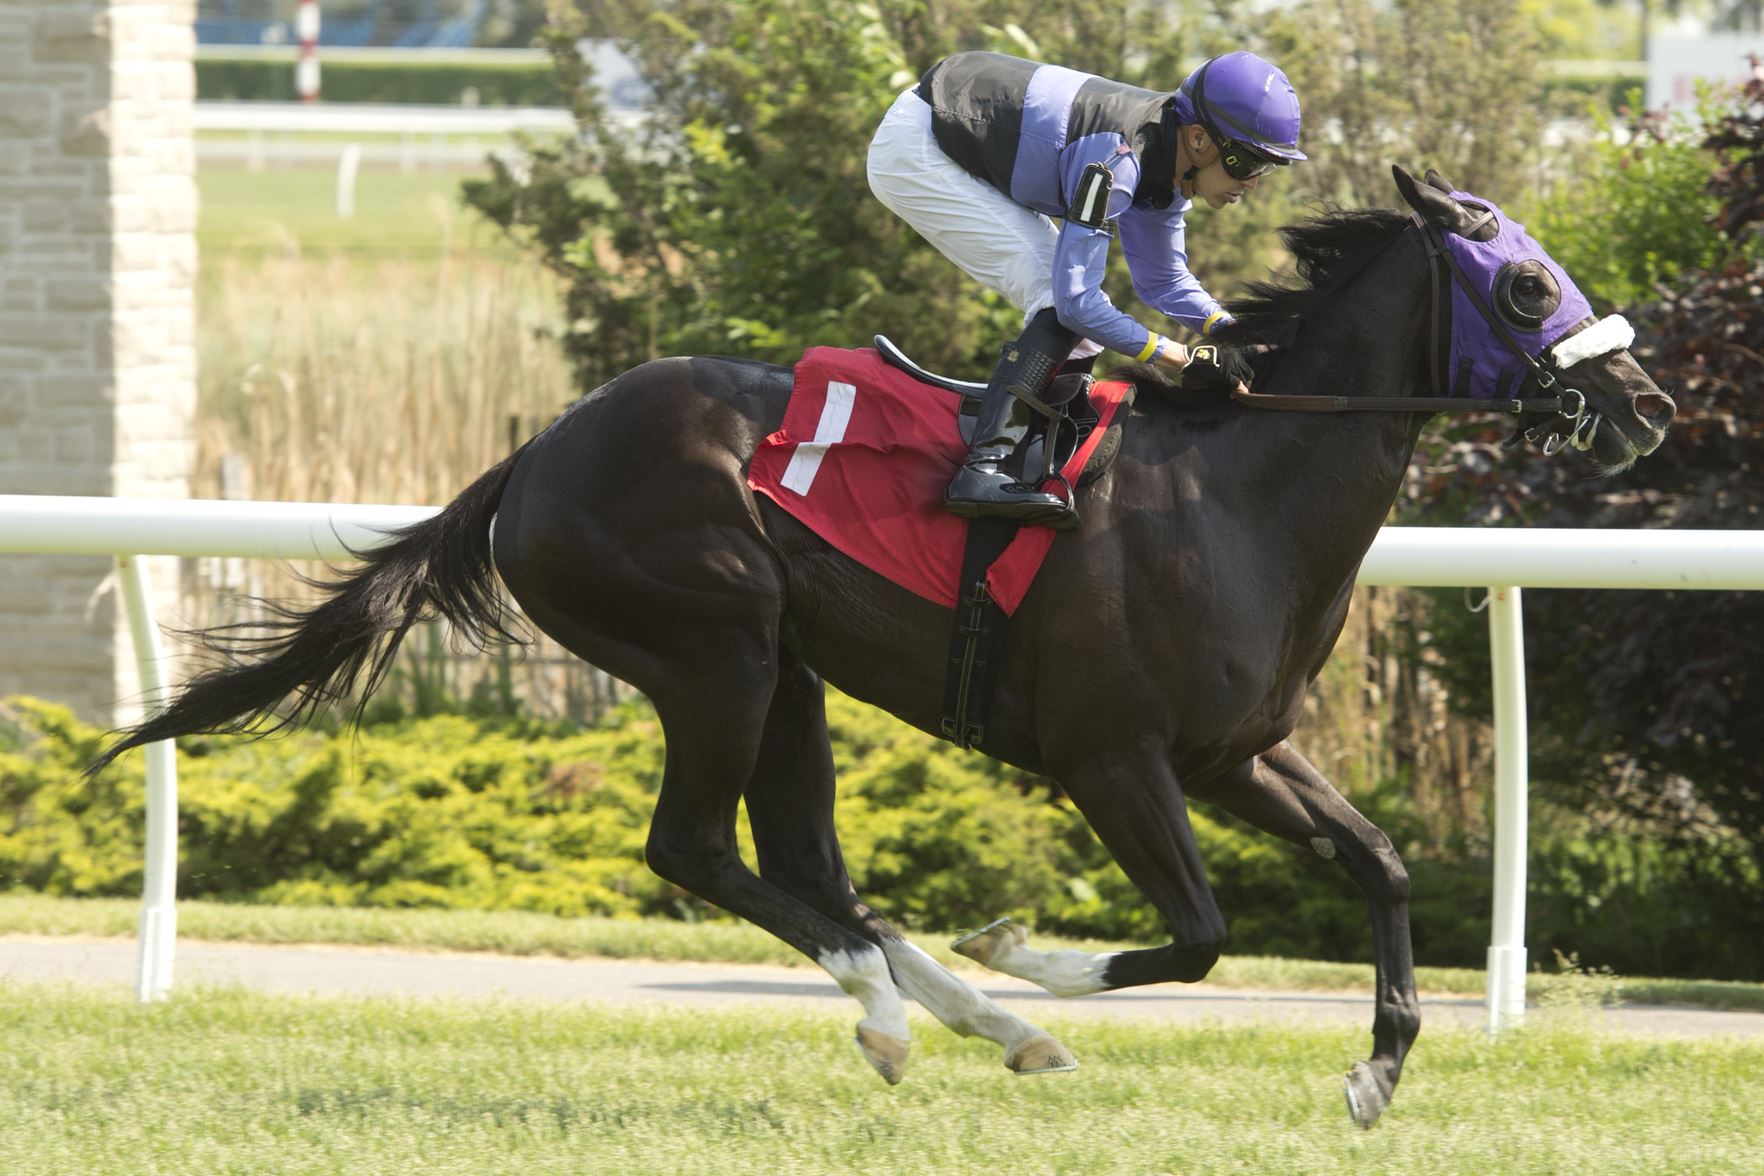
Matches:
[945,308,1077,522]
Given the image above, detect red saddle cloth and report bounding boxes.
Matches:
[748,346,1130,615]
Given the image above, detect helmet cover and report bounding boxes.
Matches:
[1175,52,1306,162]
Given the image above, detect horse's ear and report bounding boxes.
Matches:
[1422,168,1456,193]
[1392,164,1490,238]
[1392,164,1453,223]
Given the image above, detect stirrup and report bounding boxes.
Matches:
[945,469,1075,527]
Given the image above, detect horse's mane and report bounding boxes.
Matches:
[1218,207,1411,348]
[1109,206,1411,396]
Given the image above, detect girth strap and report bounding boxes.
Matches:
[940,516,1019,751]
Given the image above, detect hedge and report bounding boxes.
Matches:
[2,694,1759,978]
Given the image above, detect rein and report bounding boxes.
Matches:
[1226,215,1606,454]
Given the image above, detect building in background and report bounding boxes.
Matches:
[0,3,198,724]
[1648,34,1764,111]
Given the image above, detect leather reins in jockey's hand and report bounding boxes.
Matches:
[1221,355,1598,456]
[1226,384,1570,416]
[1223,345,1569,416]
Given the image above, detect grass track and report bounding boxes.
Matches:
[2,982,1761,1175]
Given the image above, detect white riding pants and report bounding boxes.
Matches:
[866,88,1102,359]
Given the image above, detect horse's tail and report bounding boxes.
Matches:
[84,443,532,778]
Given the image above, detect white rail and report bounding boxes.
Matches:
[194,100,577,136]
[3,494,1762,1026]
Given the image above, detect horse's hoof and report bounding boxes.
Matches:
[855,1024,909,1086]
[1343,1061,1390,1129]
[952,917,1025,969]
[1004,1032,1078,1075]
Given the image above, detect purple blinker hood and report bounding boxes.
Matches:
[1439,190,1593,400]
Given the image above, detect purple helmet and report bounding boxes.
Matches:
[1175,52,1306,163]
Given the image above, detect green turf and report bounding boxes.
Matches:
[198,164,516,258]
[1,983,1759,1174]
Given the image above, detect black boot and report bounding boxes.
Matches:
[945,309,1077,522]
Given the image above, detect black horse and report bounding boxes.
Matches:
[91,168,1672,1127]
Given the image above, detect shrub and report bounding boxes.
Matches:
[1510,96,1745,311]
[7,692,1762,977]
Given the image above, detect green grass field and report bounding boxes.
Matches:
[2,982,1760,1175]
[198,164,513,258]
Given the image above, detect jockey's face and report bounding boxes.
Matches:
[1177,127,1265,210]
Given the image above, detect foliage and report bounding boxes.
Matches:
[463,0,1007,388]
[1514,96,1748,311]
[1404,67,1764,888]
[1249,0,1550,209]
[1520,0,1639,61]
[8,692,1764,977]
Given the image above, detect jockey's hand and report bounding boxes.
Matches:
[1176,343,1253,403]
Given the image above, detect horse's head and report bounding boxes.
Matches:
[1393,164,1675,472]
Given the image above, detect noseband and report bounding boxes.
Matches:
[1230,216,1632,456]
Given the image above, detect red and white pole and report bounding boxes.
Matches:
[295,0,321,103]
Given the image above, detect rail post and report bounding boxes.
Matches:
[117,555,178,1002]
[1485,585,1529,1031]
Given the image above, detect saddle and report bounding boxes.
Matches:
[873,335,1126,491]
[872,334,1131,751]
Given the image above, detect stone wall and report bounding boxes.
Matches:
[0,1,197,724]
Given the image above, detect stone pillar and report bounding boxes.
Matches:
[0,1,197,724]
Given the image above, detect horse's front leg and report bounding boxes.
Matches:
[744,652,1077,1075]
[1186,742,1420,1128]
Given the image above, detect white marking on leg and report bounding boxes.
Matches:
[880,939,1042,1050]
[996,943,1116,997]
[780,380,857,495]
[1311,836,1337,860]
[960,921,1115,997]
[819,945,909,1041]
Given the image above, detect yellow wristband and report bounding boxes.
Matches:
[1135,333,1162,363]
[1201,310,1229,336]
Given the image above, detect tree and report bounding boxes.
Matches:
[1242,0,1549,209]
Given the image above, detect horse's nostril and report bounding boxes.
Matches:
[1636,392,1676,429]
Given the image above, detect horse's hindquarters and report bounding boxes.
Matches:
[492,356,791,693]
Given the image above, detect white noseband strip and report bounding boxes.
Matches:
[1549,314,1635,370]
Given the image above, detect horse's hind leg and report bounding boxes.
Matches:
[742,651,1077,1075]
[501,565,913,1083]
[1188,740,1420,1128]
[954,746,1228,997]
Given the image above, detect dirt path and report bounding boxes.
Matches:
[5,934,1762,1039]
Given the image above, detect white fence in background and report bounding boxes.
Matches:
[2,495,1762,1028]
[193,100,582,185]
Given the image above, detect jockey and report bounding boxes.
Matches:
[867,50,1304,521]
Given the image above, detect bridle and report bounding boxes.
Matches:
[1229,214,1621,456]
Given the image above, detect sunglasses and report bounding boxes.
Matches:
[1210,134,1280,181]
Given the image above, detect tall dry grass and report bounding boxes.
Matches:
[196,253,573,506]
[189,251,629,722]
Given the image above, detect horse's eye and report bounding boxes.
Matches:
[1493,260,1561,330]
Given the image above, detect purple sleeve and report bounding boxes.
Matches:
[1047,136,1160,357]
[1116,202,1228,333]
